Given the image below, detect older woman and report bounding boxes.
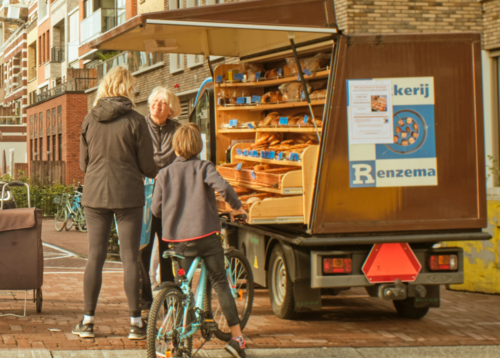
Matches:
[75,66,158,340]
[140,86,182,309]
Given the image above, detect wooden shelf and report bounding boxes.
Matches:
[256,127,322,133]
[234,154,303,167]
[248,195,304,224]
[218,100,326,112]
[218,128,256,133]
[217,70,330,88]
[228,181,303,195]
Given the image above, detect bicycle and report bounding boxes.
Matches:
[65,187,87,233]
[146,215,254,358]
[54,193,72,232]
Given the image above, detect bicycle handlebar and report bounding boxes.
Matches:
[219,213,248,223]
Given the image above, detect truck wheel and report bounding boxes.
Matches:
[268,244,296,319]
[393,298,429,319]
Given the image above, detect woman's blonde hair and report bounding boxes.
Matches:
[173,123,203,159]
[148,86,182,118]
[94,66,136,106]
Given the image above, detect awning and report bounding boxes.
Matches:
[89,0,337,58]
[91,20,337,58]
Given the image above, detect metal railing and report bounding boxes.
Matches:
[0,116,22,125]
[31,78,97,106]
[91,51,163,82]
[80,8,126,43]
[51,47,65,63]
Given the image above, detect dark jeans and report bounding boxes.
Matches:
[174,234,240,328]
[140,215,175,310]
[84,207,143,317]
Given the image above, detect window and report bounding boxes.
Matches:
[34,138,37,160]
[47,136,50,161]
[46,30,50,63]
[169,0,182,9]
[38,37,42,65]
[30,139,33,162]
[46,110,50,135]
[39,137,43,161]
[84,0,92,18]
[170,53,184,73]
[216,0,223,3]
[187,54,203,68]
[52,135,56,160]
[58,133,62,160]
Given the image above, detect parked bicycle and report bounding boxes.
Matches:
[147,215,254,358]
[54,185,87,232]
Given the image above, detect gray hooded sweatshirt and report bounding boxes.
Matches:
[80,96,158,209]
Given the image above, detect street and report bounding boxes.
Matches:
[0,218,499,355]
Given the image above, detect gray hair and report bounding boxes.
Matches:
[148,86,182,118]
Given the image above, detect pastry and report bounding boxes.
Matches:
[259,112,280,127]
[256,135,271,144]
[270,117,280,126]
[261,91,282,103]
[268,134,277,142]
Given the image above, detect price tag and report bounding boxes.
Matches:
[279,117,289,125]
[268,151,275,160]
[278,152,284,160]
[216,75,223,83]
[255,71,261,80]
[277,68,283,77]
[251,150,259,157]
[229,119,238,127]
[243,149,249,156]
[236,163,243,171]
[252,95,261,103]
[236,149,243,155]
[303,115,309,124]
[247,123,254,129]
[260,150,267,159]
[234,73,245,81]
[288,153,300,161]
[236,97,246,105]
[251,171,256,180]
[304,68,312,76]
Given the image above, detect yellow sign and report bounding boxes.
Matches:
[254,256,258,269]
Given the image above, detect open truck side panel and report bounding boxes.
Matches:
[88,0,489,320]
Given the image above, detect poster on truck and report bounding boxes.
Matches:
[347,77,437,188]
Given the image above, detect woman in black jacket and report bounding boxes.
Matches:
[74,66,158,340]
[140,86,182,310]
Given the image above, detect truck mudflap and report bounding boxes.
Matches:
[311,247,464,289]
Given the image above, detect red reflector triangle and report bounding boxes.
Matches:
[362,243,421,283]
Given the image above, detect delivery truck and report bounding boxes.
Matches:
[90,0,490,320]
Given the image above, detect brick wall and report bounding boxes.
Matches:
[26,92,87,185]
[483,0,500,50]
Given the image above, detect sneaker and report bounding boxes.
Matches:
[225,337,246,358]
[128,320,147,340]
[72,320,95,338]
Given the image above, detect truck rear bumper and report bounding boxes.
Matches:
[311,247,464,289]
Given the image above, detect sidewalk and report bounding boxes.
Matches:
[2,218,500,352]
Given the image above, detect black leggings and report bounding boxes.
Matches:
[84,207,143,317]
[174,234,240,328]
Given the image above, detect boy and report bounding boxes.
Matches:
[151,123,247,358]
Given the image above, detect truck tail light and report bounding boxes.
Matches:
[323,257,352,275]
[429,254,457,271]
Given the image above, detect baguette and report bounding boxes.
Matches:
[270,139,281,146]
[281,140,294,145]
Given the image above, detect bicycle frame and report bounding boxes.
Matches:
[157,254,239,342]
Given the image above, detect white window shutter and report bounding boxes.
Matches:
[186,0,195,7]
[168,0,178,9]
[170,54,177,73]
[206,0,215,4]
[187,54,195,67]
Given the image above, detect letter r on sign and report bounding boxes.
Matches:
[352,164,376,184]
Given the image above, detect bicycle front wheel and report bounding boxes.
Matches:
[54,208,67,232]
[204,249,254,341]
[147,286,193,358]
[77,208,87,233]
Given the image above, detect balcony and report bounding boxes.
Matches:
[51,47,65,63]
[90,51,163,82]
[80,8,126,44]
[30,78,97,106]
[0,116,22,125]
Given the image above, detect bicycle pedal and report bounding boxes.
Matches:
[203,319,218,330]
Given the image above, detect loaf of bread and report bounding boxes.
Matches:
[270,117,280,126]
[310,89,327,100]
[259,112,280,127]
[261,91,283,103]
[264,68,279,79]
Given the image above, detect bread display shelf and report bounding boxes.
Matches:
[228,169,303,195]
[247,195,304,224]
[234,155,303,167]
[217,100,325,112]
[217,70,330,88]
[218,127,323,134]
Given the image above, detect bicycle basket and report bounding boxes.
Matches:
[53,194,63,205]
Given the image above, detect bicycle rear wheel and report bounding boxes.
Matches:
[54,208,67,232]
[204,249,254,341]
[65,212,75,231]
[147,286,193,358]
[77,208,87,233]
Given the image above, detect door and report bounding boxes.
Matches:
[189,86,216,164]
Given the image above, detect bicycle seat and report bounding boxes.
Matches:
[162,242,196,260]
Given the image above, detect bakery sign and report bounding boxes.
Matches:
[347,77,437,188]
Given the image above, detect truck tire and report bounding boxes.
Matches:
[393,298,429,319]
[268,244,296,320]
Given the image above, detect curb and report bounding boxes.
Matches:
[2,346,500,358]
